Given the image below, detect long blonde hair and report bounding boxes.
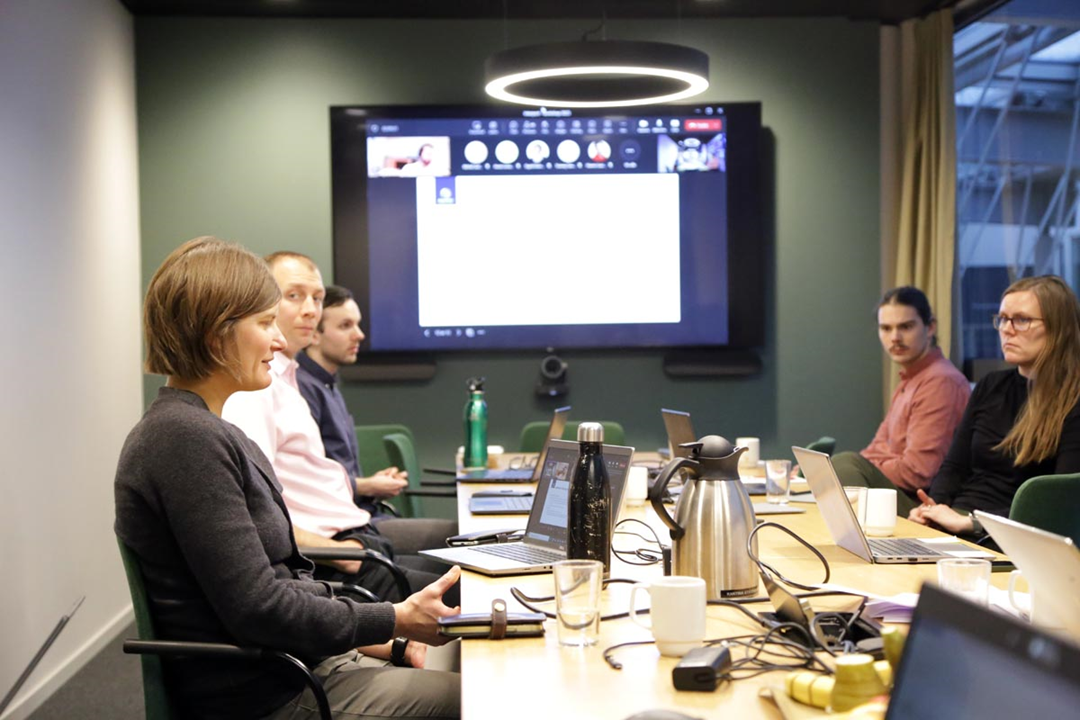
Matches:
[997,276,1080,465]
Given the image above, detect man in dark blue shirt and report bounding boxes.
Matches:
[296,285,456,550]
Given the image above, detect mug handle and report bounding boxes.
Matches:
[1008,570,1028,618]
[628,583,651,630]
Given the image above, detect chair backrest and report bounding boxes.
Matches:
[518,420,626,452]
[383,432,423,517]
[355,423,415,477]
[116,538,176,720]
[1010,472,1080,545]
[806,436,836,456]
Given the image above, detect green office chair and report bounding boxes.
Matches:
[1009,472,1080,545]
[383,432,457,518]
[518,420,626,452]
[806,436,836,455]
[117,538,333,720]
[354,424,455,517]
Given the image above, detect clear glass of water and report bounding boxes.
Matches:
[552,559,603,647]
[937,558,991,606]
[764,459,792,504]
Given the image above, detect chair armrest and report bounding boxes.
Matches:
[418,478,458,488]
[123,640,332,720]
[299,547,410,600]
[406,489,458,498]
[327,581,380,604]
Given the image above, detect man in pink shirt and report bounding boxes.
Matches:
[223,251,456,604]
[831,287,971,516]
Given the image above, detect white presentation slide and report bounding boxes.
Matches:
[415,174,682,327]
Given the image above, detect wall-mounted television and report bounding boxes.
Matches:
[330,102,763,355]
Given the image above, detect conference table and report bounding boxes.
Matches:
[448,453,1001,720]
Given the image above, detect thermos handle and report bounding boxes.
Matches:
[650,456,696,541]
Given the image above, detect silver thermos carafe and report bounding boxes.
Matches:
[650,435,759,599]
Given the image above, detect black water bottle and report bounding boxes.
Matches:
[567,422,612,574]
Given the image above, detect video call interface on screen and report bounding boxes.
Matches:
[341,106,746,352]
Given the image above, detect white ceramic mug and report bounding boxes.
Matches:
[1008,570,1066,632]
[736,437,760,468]
[626,466,649,507]
[844,486,867,525]
[628,576,706,657]
[862,488,897,537]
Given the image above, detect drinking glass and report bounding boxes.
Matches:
[936,558,990,606]
[552,559,604,647]
[764,459,792,504]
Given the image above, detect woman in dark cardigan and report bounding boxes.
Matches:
[910,275,1080,539]
[115,237,460,719]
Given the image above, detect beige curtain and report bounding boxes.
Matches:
[881,10,957,409]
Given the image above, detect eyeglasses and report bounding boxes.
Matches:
[991,314,1044,332]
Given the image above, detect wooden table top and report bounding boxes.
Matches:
[448,458,1003,720]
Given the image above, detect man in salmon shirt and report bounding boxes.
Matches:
[831,287,971,516]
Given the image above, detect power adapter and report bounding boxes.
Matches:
[672,645,731,691]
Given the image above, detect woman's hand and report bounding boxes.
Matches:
[356,640,429,668]
[908,489,974,534]
[393,566,461,646]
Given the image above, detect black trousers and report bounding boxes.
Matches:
[313,522,460,606]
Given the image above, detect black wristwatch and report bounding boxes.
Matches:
[390,636,410,667]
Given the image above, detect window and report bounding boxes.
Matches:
[954,0,1080,364]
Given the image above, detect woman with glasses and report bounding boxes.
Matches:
[115,238,461,719]
[909,275,1080,538]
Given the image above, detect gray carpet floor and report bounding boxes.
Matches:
[27,622,143,720]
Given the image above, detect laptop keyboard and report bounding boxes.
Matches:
[869,537,947,557]
[473,543,564,564]
[481,497,533,512]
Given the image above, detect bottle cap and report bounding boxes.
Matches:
[467,376,486,392]
[577,422,604,443]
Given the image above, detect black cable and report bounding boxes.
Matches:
[746,521,831,592]
[611,518,666,566]
[510,578,637,620]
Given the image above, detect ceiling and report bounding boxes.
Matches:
[119,0,1002,27]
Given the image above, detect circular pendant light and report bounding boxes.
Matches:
[485,40,709,108]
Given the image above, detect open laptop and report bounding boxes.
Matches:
[0,596,83,715]
[886,584,1080,719]
[661,408,696,459]
[975,511,1080,639]
[793,446,993,563]
[456,406,570,483]
[423,439,634,575]
[662,408,767,495]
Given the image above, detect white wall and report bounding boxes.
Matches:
[0,0,141,717]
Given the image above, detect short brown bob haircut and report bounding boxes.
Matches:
[144,237,281,381]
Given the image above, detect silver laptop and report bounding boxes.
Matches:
[0,597,83,715]
[661,408,696,459]
[456,406,570,482]
[664,408,766,495]
[793,446,991,563]
[423,440,634,576]
[975,511,1080,639]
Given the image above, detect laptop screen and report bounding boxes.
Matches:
[523,440,633,550]
[662,408,696,459]
[530,406,571,481]
[886,585,1080,719]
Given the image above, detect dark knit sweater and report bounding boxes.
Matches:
[114,387,396,719]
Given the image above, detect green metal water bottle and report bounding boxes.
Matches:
[463,377,488,470]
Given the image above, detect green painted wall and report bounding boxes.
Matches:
[136,17,882,499]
